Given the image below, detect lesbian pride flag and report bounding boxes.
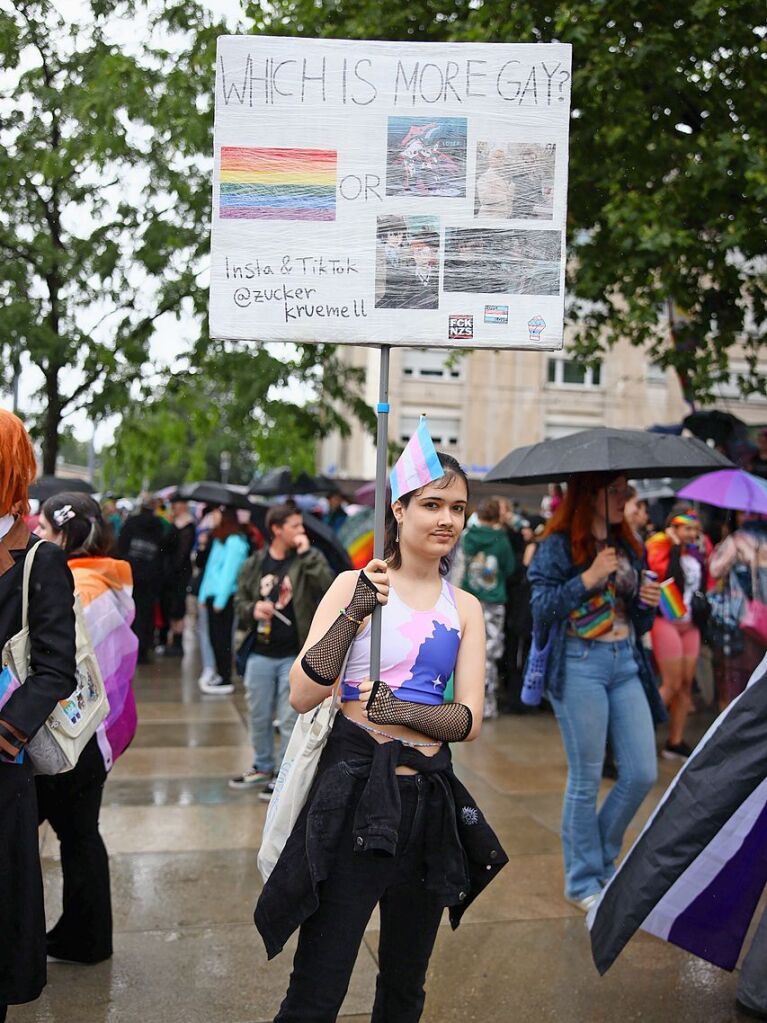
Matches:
[390,416,444,502]
[219,146,336,220]
[659,578,687,620]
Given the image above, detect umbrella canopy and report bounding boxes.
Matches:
[29,476,95,501]
[485,428,733,485]
[293,471,339,496]
[677,468,767,514]
[249,467,295,496]
[249,503,352,576]
[174,481,252,510]
[683,410,747,447]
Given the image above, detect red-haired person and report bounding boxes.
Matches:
[0,410,77,1021]
[527,473,663,911]
[646,510,707,759]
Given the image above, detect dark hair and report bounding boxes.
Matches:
[266,502,302,537]
[41,492,114,557]
[477,497,501,524]
[211,506,247,542]
[384,452,469,576]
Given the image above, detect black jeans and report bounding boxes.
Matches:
[207,597,235,683]
[132,583,157,659]
[275,774,444,1023]
[36,735,112,963]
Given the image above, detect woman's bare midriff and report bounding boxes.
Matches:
[341,701,443,775]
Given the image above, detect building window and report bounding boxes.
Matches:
[547,358,602,387]
[400,414,461,449]
[402,349,463,381]
[646,362,667,385]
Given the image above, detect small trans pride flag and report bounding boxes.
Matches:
[659,578,687,620]
[390,416,444,502]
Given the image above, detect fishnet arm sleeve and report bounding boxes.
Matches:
[367,681,473,742]
[301,572,380,686]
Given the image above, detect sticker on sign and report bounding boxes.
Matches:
[449,314,474,340]
[484,304,509,325]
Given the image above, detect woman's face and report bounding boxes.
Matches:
[591,475,629,526]
[624,496,649,531]
[35,512,63,546]
[395,476,468,560]
[671,522,698,546]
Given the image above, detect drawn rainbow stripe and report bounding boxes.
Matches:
[659,578,687,620]
[219,146,337,221]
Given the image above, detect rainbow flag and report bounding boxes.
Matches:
[339,510,375,570]
[659,578,687,620]
[390,416,444,503]
[219,146,337,221]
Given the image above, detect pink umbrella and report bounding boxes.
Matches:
[677,469,767,514]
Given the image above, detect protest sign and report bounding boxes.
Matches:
[210,36,572,350]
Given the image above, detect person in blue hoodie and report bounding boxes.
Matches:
[197,507,251,694]
[461,497,516,718]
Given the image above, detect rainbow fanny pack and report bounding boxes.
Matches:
[569,585,615,639]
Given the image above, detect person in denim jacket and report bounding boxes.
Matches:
[527,472,664,911]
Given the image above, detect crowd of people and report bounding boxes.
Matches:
[3,402,767,1023]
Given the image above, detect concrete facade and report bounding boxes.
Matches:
[319,341,767,478]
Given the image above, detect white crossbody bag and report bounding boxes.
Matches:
[2,541,110,774]
[257,654,348,883]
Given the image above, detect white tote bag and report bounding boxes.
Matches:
[2,541,110,775]
[257,681,341,883]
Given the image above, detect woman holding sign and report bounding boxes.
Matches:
[255,438,507,1023]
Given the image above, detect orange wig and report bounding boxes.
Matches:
[542,472,643,566]
[0,409,37,517]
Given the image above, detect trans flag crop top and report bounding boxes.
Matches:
[341,580,461,705]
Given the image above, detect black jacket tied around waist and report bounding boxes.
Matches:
[255,712,508,960]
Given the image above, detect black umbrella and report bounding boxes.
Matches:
[293,471,340,496]
[174,481,252,510]
[250,503,352,576]
[683,410,747,448]
[485,428,733,485]
[29,476,95,501]
[248,467,294,497]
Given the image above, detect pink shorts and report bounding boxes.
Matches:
[651,616,701,662]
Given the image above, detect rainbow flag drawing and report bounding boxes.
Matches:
[219,146,337,221]
[659,578,687,621]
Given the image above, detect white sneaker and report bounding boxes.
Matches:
[566,892,601,913]
[197,666,219,686]
[199,674,232,695]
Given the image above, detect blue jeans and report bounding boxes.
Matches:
[197,603,215,673]
[244,654,296,775]
[550,636,658,900]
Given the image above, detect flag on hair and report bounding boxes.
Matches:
[390,415,444,503]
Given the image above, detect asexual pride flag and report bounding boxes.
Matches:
[219,146,336,221]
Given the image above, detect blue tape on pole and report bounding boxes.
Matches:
[377,403,390,413]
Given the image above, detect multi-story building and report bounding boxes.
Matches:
[319,340,767,479]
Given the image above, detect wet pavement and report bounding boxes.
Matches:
[15,636,748,1023]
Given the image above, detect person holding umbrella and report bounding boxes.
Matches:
[527,472,663,911]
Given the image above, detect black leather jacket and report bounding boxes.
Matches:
[255,713,508,959]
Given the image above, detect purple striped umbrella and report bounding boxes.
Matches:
[677,468,767,514]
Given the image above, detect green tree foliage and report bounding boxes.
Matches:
[1,1,374,478]
[246,0,767,400]
[0,0,225,472]
[102,338,374,491]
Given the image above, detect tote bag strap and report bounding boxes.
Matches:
[20,540,43,630]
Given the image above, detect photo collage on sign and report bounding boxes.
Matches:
[374,117,561,317]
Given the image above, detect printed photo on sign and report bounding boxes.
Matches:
[219,146,337,221]
[474,142,556,220]
[386,117,467,198]
[375,216,440,310]
[443,228,562,296]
